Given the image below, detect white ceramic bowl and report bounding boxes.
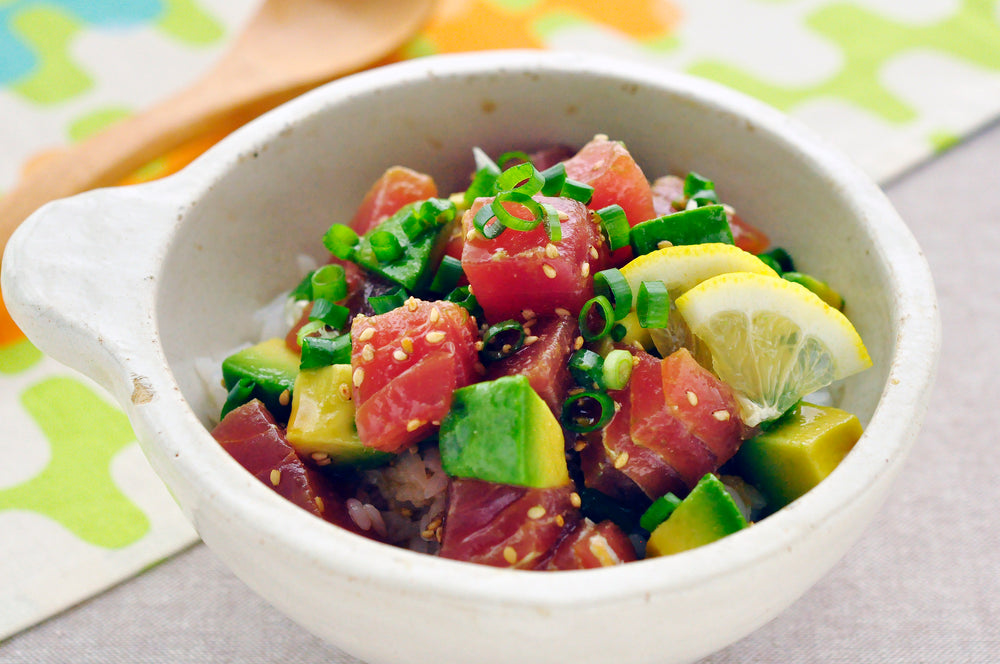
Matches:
[2,51,938,664]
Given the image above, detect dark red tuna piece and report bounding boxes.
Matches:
[545,519,637,570]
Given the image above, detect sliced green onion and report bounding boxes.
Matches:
[429,255,464,294]
[480,320,525,361]
[593,268,632,321]
[295,319,327,347]
[289,270,315,302]
[561,390,615,433]
[578,295,615,341]
[491,190,545,232]
[369,230,404,263]
[368,286,407,315]
[602,349,634,391]
[595,204,630,252]
[539,163,567,196]
[759,247,795,273]
[444,285,481,317]
[418,197,457,227]
[561,178,594,204]
[473,204,505,239]
[400,210,428,241]
[310,263,348,302]
[220,377,255,419]
[496,150,532,169]
[308,298,350,330]
[637,280,670,328]
[543,202,562,243]
[300,333,352,370]
[322,224,360,260]
[639,492,683,532]
[683,172,715,198]
[568,349,604,390]
[610,323,627,342]
[497,162,544,196]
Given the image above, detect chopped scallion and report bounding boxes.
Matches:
[369,230,404,263]
[593,268,632,321]
[295,319,327,347]
[595,204,630,252]
[368,286,408,315]
[539,163,567,196]
[561,390,615,433]
[444,285,481,318]
[220,377,255,419]
[759,247,795,273]
[610,323,627,342]
[310,263,348,302]
[639,492,683,532]
[569,349,604,390]
[480,320,525,361]
[543,202,562,242]
[308,298,350,330]
[473,204,505,239]
[496,150,532,169]
[637,280,670,328]
[578,295,615,341]
[496,162,544,197]
[602,349,633,390]
[561,178,594,204]
[491,190,545,232]
[300,333,352,370]
[429,255,464,294]
[322,224,360,260]
[289,270,315,302]
[464,147,502,206]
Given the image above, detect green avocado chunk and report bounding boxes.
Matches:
[439,375,569,488]
[221,338,299,420]
[645,473,748,557]
[732,401,862,511]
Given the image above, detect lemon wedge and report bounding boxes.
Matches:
[617,243,779,354]
[675,271,872,427]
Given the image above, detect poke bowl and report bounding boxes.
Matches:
[1,51,938,664]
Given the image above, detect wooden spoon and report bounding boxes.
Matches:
[0,0,435,257]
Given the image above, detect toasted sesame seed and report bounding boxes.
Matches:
[542,264,557,279]
[426,517,442,531]
[406,419,424,432]
[686,390,699,406]
[545,243,560,259]
[581,262,590,278]
[614,452,630,469]
[401,337,414,354]
[316,456,332,466]
[632,355,641,366]
[466,228,477,242]
[570,492,582,508]
[400,507,413,518]
[555,514,565,527]
[574,336,584,350]
[352,367,365,387]
[361,343,375,362]
[557,210,569,221]
[393,349,409,361]
[421,529,435,540]
[278,389,291,406]
[357,327,375,342]
[315,497,325,513]
[521,308,536,320]
[269,469,281,486]
[657,240,674,249]
[474,340,484,351]
[435,527,443,543]
[338,383,352,400]
[712,409,731,421]
[503,546,518,564]
[523,318,537,329]
[589,246,599,260]
[430,306,441,323]
[568,387,585,396]
[555,307,571,317]
[406,297,419,312]
[527,505,547,519]
[426,330,446,344]
[574,440,587,452]
[524,335,539,345]
[311,452,329,462]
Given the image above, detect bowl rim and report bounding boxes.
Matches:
[10,50,941,608]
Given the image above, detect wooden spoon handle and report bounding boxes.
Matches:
[0,69,309,260]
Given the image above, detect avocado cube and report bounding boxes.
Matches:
[733,401,862,510]
[221,338,299,420]
[439,375,569,488]
[286,365,393,469]
[645,473,747,557]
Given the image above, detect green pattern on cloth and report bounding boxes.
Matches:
[0,339,42,374]
[0,376,149,548]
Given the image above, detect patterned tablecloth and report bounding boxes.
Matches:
[2,0,998,645]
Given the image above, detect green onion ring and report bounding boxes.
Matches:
[295,319,327,347]
[220,378,256,419]
[497,162,544,196]
[480,319,526,361]
[539,163,567,196]
[300,333,352,370]
[639,492,683,532]
[310,263,348,302]
[602,349,634,391]
[592,268,632,321]
[578,295,615,341]
[595,205,630,252]
[568,349,605,390]
[369,231,404,263]
[610,323,627,342]
[322,224,360,260]
[561,390,615,433]
[561,178,594,204]
[473,204,505,239]
[496,150,532,169]
[491,190,545,232]
[368,286,407,315]
[543,203,562,243]
[637,280,670,328]
[429,255,465,294]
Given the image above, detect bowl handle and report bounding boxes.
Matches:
[1,184,180,398]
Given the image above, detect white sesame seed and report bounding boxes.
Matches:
[614,452,630,469]
[545,243,560,259]
[352,367,365,387]
[555,307,571,317]
[406,419,424,432]
[573,440,587,452]
[712,409,731,421]
[311,452,329,461]
[278,389,290,406]
[406,297,418,312]
[269,469,281,486]
[426,330,446,344]
[581,263,590,278]
[527,505,547,519]
[393,349,409,361]
[524,335,539,345]
[503,546,518,564]
[657,240,674,249]
[574,336,584,350]
[589,246,599,260]
[542,264,557,279]
[466,228,477,242]
[430,306,441,323]
[570,492,582,508]
[557,210,569,221]
[521,308,536,320]
[358,327,375,342]
[315,497,325,513]
[474,340,484,351]
[361,343,375,362]
[686,390,699,406]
